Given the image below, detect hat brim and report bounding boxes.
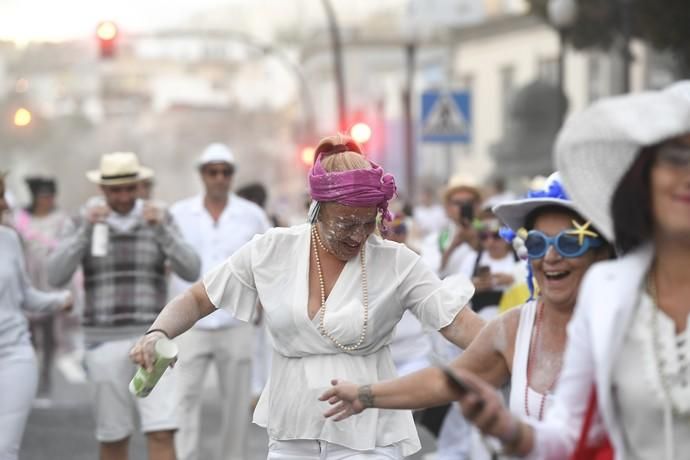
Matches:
[554,81,690,242]
[493,197,581,232]
[86,167,154,185]
[443,184,480,202]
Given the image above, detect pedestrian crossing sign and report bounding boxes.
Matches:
[421,90,471,143]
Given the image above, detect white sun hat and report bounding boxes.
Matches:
[554,80,690,242]
[492,172,581,232]
[86,152,154,185]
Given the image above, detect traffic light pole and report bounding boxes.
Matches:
[403,42,416,201]
[321,0,347,132]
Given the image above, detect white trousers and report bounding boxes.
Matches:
[174,324,253,460]
[267,438,402,460]
[0,342,38,460]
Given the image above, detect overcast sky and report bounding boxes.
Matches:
[0,0,405,43]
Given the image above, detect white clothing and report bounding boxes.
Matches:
[169,193,270,329]
[412,204,448,238]
[420,225,477,278]
[527,243,689,460]
[0,341,37,460]
[83,337,178,442]
[509,300,554,418]
[459,251,523,290]
[613,293,690,460]
[169,193,269,460]
[203,224,475,456]
[267,438,401,460]
[174,325,253,460]
[389,310,432,376]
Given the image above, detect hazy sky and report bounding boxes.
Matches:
[0,0,404,43]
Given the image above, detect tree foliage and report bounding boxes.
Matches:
[527,0,690,76]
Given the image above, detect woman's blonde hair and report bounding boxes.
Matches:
[314,134,371,173]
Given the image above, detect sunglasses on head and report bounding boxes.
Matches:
[525,228,603,259]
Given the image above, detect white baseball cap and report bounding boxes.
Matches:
[197,143,235,167]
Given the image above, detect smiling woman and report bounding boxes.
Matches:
[129,133,485,460]
[318,173,613,458]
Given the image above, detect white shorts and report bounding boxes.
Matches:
[84,337,178,442]
[267,438,402,460]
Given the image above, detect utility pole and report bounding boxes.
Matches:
[403,42,416,200]
[321,0,347,131]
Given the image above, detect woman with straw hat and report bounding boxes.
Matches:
[433,81,690,460]
[129,134,485,459]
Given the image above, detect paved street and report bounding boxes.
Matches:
[20,363,437,459]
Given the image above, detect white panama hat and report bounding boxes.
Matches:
[554,81,690,242]
[86,152,154,186]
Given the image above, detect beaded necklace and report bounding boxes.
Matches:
[524,301,561,421]
[311,224,369,352]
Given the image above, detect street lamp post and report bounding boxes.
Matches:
[321,0,347,132]
[403,41,416,201]
[618,0,632,93]
[547,0,578,127]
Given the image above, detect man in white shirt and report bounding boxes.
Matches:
[169,143,271,460]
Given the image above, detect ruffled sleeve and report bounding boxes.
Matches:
[203,233,261,322]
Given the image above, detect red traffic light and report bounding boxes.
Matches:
[350,122,372,144]
[300,146,316,167]
[96,21,118,58]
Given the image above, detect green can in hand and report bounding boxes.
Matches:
[129,338,178,398]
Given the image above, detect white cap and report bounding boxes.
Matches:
[198,143,235,167]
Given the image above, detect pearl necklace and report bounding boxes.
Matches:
[647,272,690,416]
[311,224,369,352]
[524,301,561,421]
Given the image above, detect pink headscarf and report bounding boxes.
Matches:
[308,147,397,222]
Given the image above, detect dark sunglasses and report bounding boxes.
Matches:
[525,230,603,259]
[657,143,690,168]
[203,167,234,177]
[479,231,501,241]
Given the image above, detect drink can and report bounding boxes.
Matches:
[91,222,109,257]
[129,337,178,398]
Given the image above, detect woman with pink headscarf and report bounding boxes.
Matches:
[130,134,484,459]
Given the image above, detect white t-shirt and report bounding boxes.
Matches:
[203,223,474,456]
[169,193,270,329]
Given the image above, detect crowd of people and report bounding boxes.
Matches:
[0,81,689,460]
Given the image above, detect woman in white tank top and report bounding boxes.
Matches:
[319,174,613,449]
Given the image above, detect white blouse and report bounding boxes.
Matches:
[613,293,690,460]
[204,223,474,456]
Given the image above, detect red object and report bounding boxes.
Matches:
[96,21,118,58]
[570,387,614,460]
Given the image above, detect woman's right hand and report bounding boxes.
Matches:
[453,369,526,449]
[319,379,366,421]
[128,331,168,372]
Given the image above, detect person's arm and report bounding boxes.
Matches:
[153,212,201,282]
[129,281,215,371]
[439,305,485,349]
[320,311,514,419]
[11,230,73,313]
[46,218,89,287]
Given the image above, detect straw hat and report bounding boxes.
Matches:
[86,152,154,185]
[555,81,690,241]
[443,174,481,203]
[493,172,580,232]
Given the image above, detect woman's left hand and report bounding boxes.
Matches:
[319,379,365,421]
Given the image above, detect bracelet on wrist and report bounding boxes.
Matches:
[145,328,170,339]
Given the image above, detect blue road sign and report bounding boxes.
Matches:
[421,90,471,143]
